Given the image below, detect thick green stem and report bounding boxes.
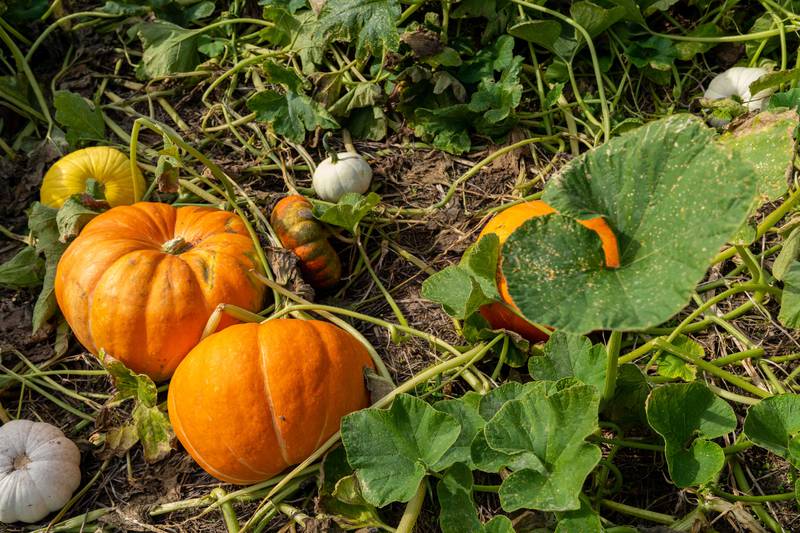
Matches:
[600,499,675,525]
[602,331,622,405]
[211,488,241,533]
[396,481,426,533]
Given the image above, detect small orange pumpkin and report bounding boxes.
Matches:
[54,202,264,381]
[478,200,620,342]
[167,319,374,484]
[270,195,342,288]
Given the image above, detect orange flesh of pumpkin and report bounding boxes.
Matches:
[477,200,620,342]
[167,319,375,484]
[54,202,264,381]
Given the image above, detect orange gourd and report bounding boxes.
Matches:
[270,195,342,288]
[167,319,374,484]
[478,200,620,342]
[54,202,265,381]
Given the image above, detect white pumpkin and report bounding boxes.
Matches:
[312,152,373,202]
[704,67,774,111]
[0,420,81,524]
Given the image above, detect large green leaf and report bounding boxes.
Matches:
[53,91,106,148]
[422,233,500,319]
[484,380,601,511]
[744,394,800,468]
[317,0,401,59]
[341,394,460,506]
[502,115,758,333]
[528,331,606,391]
[135,21,202,79]
[437,463,515,533]
[0,246,45,289]
[433,393,485,470]
[248,90,339,143]
[646,382,736,487]
[718,110,798,201]
[779,262,800,328]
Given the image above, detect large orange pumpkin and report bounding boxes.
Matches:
[270,195,342,288]
[478,200,620,342]
[54,202,264,381]
[167,319,374,484]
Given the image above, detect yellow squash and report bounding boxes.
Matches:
[41,147,145,208]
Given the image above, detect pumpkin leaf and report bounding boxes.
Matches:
[718,110,798,201]
[749,68,800,95]
[744,394,800,468]
[319,447,385,528]
[134,21,203,79]
[101,350,158,406]
[101,351,174,463]
[313,192,381,234]
[646,382,736,487]
[0,246,45,289]
[604,363,650,430]
[555,499,604,532]
[779,262,800,328]
[437,462,516,533]
[56,195,104,242]
[340,393,460,507]
[432,393,485,470]
[654,335,700,382]
[53,91,106,148]
[773,228,800,280]
[317,0,401,60]
[248,89,339,143]
[133,402,174,463]
[27,202,67,334]
[484,380,601,511]
[528,331,607,391]
[503,115,757,334]
[422,233,500,319]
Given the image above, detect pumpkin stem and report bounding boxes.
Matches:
[322,132,338,164]
[161,236,193,255]
[85,178,106,201]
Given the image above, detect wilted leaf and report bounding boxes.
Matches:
[0,246,45,289]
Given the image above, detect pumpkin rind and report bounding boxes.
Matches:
[0,420,81,524]
[312,152,373,202]
[54,202,265,381]
[167,319,374,484]
[270,195,342,288]
[41,147,146,208]
[478,200,620,342]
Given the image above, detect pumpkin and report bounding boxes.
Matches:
[41,147,146,208]
[312,152,373,202]
[478,200,620,342]
[168,318,374,484]
[270,195,342,288]
[704,67,773,112]
[55,202,265,381]
[0,420,81,524]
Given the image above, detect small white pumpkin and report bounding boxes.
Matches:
[704,67,774,111]
[312,152,373,202]
[0,420,81,524]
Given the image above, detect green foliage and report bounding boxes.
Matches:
[317,0,401,60]
[779,262,800,328]
[421,233,500,319]
[0,246,45,289]
[528,331,607,391]
[646,382,736,487]
[432,393,485,470]
[102,351,174,463]
[437,463,514,533]
[134,21,203,79]
[53,91,106,148]
[654,335,700,382]
[319,447,386,530]
[483,380,601,511]
[744,395,800,468]
[247,90,339,143]
[27,202,68,334]
[341,394,460,506]
[313,192,381,234]
[503,115,760,334]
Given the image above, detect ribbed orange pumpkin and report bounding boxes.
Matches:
[478,200,620,342]
[54,202,264,381]
[270,195,342,288]
[167,319,374,484]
